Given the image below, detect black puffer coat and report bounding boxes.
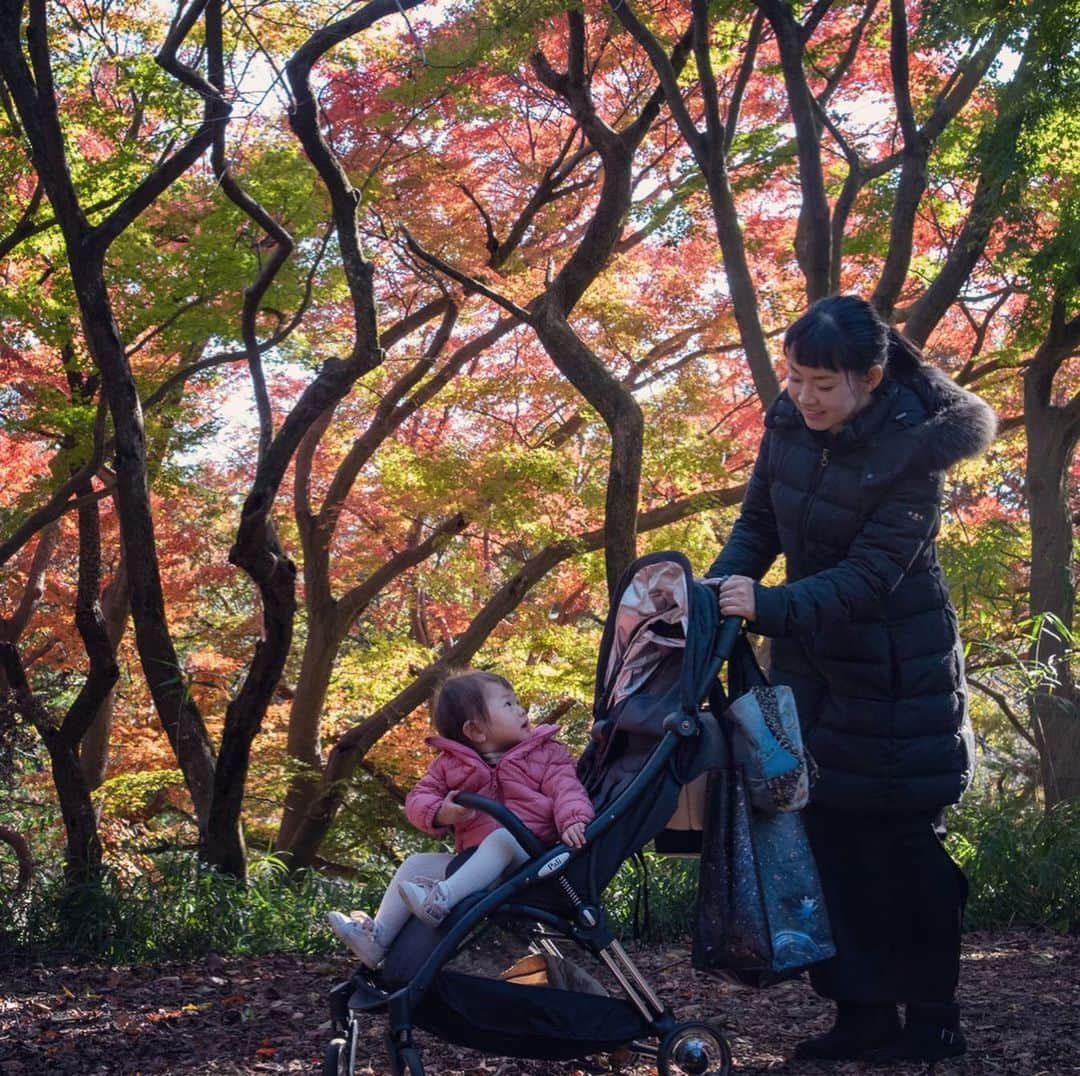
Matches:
[708,367,996,816]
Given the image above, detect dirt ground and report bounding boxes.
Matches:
[1,928,1078,1074]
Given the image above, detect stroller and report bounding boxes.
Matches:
[323,551,741,1076]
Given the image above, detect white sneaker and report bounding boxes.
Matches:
[397,879,452,927]
[327,910,386,967]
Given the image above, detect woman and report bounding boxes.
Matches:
[709,295,995,1062]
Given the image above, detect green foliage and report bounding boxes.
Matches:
[604,850,700,943]
[623,787,1080,943]
[3,836,698,963]
[7,853,381,963]
[96,768,187,818]
[938,515,1027,630]
[316,766,426,871]
[418,0,571,84]
[948,790,1080,932]
[8,782,1080,965]
[0,696,34,789]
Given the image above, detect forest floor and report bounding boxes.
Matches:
[1,928,1078,1075]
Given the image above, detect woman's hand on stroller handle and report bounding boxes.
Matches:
[716,574,756,620]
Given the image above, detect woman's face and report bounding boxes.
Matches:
[786,356,883,433]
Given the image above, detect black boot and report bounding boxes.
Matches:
[794,1001,902,1060]
[865,1002,966,1063]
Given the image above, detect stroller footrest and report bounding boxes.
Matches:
[346,970,391,1013]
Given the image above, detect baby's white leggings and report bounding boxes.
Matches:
[373,828,529,941]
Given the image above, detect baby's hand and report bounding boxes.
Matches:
[561,821,587,848]
[434,790,474,828]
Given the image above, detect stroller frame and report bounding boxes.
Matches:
[324,554,741,1076]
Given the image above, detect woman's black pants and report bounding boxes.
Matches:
[802,805,968,1005]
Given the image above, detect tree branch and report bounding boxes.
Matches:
[400,226,532,322]
[968,677,1037,749]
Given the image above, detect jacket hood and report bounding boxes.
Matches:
[900,364,998,471]
[767,364,996,474]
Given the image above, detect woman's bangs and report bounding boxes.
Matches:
[785,326,842,371]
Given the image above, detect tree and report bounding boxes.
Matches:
[273,6,751,862]
[0,0,424,878]
[4,0,1077,893]
[0,463,118,883]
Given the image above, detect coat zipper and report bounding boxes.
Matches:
[798,446,830,556]
[799,445,829,566]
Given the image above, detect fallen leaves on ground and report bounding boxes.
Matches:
[1,929,1077,1074]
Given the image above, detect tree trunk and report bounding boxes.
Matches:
[0,639,113,887]
[1024,408,1080,805]
[74,268,220,825]
[531,303,643,593]
[529,12,654,591]
[702,169,781,404]
[870,144,927,319]
[275,613,341,853]
[0,825,33,897]
[758,1,831,303]
[45,736,102,884]
[80,556,129,793]
[607,0,780,405]
[0,4,222,830]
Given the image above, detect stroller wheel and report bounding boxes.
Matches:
[325,1016,359,1076]
[385,1034,425,1076]
[322,1036,348,1076]
[658,1021,732,1076]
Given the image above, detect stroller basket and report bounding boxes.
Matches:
[324,551,741,1076]
[416,971,650,1059]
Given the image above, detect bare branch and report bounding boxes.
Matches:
[0,522,59,643]
[968,677,1037,749]
[401,226,532,322]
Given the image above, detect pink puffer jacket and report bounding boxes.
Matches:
[404,725,594,852]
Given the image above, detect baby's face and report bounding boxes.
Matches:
[479,683,531,751]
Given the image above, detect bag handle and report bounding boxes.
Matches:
[727,632,769,698]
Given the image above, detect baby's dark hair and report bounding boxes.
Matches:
[433,669,513,743]
[784,294,923,383]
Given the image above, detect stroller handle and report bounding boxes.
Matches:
[716,614,743,661]
[453,793,547,857]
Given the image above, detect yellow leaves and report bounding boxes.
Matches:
[96,769,188,822]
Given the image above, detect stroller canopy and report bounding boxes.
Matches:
[579,551,731,814]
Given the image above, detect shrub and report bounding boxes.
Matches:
[947,792,1080,933]
[605,851,699,943]
[6,852,383,963]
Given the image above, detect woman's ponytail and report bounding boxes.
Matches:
[885,327,924,384]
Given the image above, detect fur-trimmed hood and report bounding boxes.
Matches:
[767,364,997,478]
[899,364,998,471]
